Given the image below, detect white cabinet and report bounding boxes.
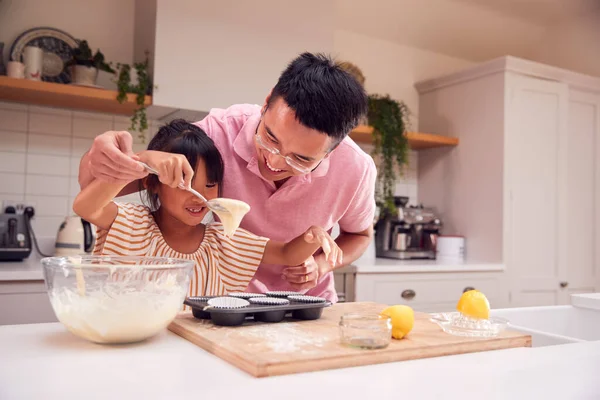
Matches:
[416,56,600,307]
[135,0,335,118]
[0,281,57,325]
[335,271,508,313]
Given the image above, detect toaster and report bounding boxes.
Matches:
[0,209,32,261]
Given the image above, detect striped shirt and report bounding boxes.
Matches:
[93,202,269,299]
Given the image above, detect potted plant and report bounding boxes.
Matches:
[67,40,114,86]
[337,60,411,215]
[114,53,153,141]
[368,94,411,215]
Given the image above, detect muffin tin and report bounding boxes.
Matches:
[184,293,332,326]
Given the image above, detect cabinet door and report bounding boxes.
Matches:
[505,75,569,306]
[566,91,600,294]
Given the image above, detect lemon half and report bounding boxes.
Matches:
[380,305,414,339]
[456,289,490,319]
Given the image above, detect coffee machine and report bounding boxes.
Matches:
[375,196,442,260]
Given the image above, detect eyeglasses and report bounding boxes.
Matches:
[254,122,315,175]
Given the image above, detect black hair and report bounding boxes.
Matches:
[267,52,367,145]
[140,119,224,210]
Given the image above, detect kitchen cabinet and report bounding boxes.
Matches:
[334,270,508,312]
[135,0,334,118]
[415,56,600,307]
[0,281,57,325]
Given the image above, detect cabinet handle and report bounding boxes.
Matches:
[463,286,475,293]
[401,289,416,300]
[560,282,568,288]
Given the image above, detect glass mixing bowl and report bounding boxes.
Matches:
[42,255,194,345]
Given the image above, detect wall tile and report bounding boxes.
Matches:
[0,131,27,152]
[0,152,26,173]
[70,157,81,177]
[72,110,113,121]
[69,177,80,197]
[26,154,70,176]
[71,138,94,158]
[0,101,28,111]
[28,134,71,155]
[24,195,69,217]
[29,112,72,136]
[29,106,72,116]
[25,175,69,196]
[0,109,28,132]
[73,116,113,139]
[0,194,25,207]
[31,216,65,238]
[0,172,26,194]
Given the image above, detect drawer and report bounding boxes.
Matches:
[355,273,508,309]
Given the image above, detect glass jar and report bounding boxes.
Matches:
[339,313,392,349]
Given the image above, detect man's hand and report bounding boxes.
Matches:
[282,254,332,292]
[87,131,146,183]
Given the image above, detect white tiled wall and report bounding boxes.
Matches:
[0,101,156,254]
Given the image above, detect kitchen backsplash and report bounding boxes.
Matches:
[0,100,417,254]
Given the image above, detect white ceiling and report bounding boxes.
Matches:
[335,0,600,61]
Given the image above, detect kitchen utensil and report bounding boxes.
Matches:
[339,313,392,349]
[138,161,231,214]
[42,255,194,344]
[429,312,508,337]
[169,302,531,378]
[54,216,94,256]
[184,295,331,326]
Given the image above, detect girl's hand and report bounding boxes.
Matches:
[303,226,343,267]
[138,150,194,189]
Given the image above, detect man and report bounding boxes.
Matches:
[78,52,376,302]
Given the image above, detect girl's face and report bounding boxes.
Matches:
[156,158,219,226]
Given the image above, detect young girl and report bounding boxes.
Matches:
[73,119,341,298]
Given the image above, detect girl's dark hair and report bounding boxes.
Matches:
[140,119,224,210]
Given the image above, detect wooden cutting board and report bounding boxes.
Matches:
[168,302,531,377]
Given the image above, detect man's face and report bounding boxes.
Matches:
[254,96,335,182]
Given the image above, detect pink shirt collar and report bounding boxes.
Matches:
[232,113,332,185]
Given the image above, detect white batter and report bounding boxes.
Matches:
[212,198,250,237]
[50,274,186,344]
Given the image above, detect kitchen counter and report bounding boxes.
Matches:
[342,257,504,274]
[0,255,45,281]
[0,320,598,399]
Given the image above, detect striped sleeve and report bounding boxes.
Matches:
[203,223,269,293]
[93,202,154,256]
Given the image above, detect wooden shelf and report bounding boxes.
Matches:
[350,125,459,150]
[0,76,151,115]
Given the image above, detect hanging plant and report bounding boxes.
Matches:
[115,52,152,142]
[368,94,412,215]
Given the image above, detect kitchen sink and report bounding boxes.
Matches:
[491,305,600,347]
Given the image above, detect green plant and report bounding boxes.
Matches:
[367,94,412,215]
[67,40,114,73]
[115,54,152,141]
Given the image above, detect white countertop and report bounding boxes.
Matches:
[0,321,598,399]
[342,257,504,274]
[0,255,45,281]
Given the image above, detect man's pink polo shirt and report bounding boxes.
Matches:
[196,104,376,302]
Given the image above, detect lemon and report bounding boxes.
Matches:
[380,305,414,339]
[456,289,490,319]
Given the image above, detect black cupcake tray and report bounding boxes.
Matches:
[183,292,332,327]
